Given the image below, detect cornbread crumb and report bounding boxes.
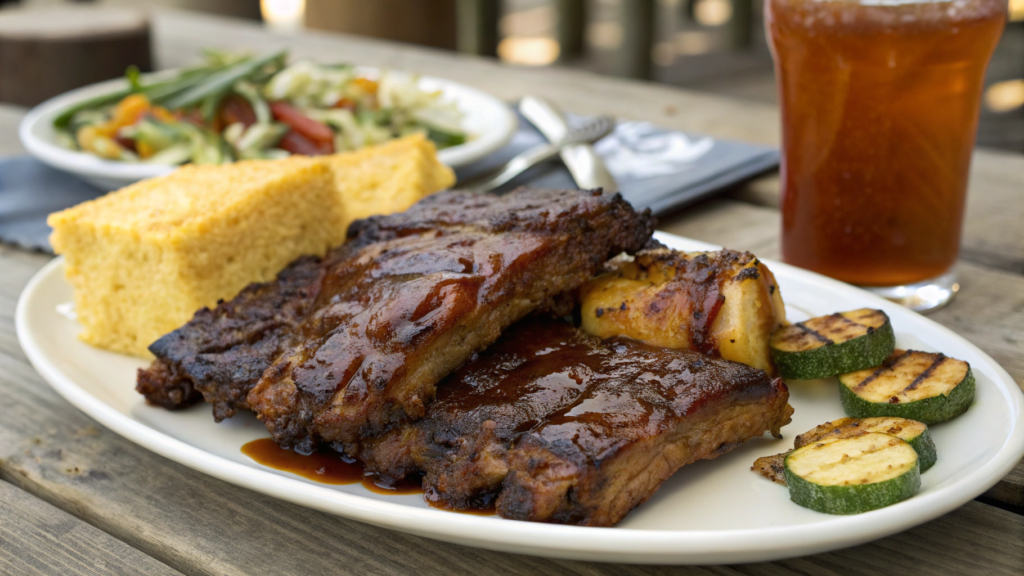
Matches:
[325,133,455,230]
[49,158,343,357]
[48,134,453,357]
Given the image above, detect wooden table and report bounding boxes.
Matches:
[1,10,1022,575]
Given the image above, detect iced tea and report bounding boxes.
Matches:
[767,0,1006,287]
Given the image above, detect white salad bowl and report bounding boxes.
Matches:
[19,67,516,191]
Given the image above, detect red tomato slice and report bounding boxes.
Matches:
[271,101,335,145]
[221,96,257,127]
[279,130,333,156]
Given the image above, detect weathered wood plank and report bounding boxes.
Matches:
[959,150,1024,274]
[0,479,182,576]
[0,103,26,156]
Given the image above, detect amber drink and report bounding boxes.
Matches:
[767,0,1005,309]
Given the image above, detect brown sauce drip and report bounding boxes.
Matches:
[242,438,364,484]
[241,439,493,514]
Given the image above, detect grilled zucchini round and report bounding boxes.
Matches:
[798,416,937,472]
[784,432,920,515]
[839,350,975,425]
[770,309,894,380]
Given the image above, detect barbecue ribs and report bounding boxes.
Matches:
[361,318,793,525]
[137,187,654,454]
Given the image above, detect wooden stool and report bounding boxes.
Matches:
[0,8,152,107]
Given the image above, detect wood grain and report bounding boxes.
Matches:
[0,479,182,576]
[0,104,26,156]
[0,8,152,107]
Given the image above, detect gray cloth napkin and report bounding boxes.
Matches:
[0,112,777,253]
[454,112,778,214]
[0,156,104,252]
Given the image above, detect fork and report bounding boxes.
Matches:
[459,115,616,193]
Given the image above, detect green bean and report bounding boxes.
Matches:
[53,67,217,128]
[161,50,287,111]
[199,88,229,122]
[145,68,220,103]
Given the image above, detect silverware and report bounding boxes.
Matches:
[519,96,619,193]
[460,116,615,193]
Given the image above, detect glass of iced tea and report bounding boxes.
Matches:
[767,0,1006,311]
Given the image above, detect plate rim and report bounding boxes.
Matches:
[18,65,517,186]
[15,232,1024,564]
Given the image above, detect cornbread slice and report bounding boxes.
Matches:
[49,158,344,357]
[323,133,455,230]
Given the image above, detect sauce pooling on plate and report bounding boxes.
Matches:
[241,439,494,512]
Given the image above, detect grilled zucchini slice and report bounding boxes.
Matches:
[839,350,975,425]
[770,309,894,380]
[795,417,936,472]
[785,433,920,515]
[752,416,936,484]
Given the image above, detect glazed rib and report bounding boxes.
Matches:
[137,254,325,419]
[496,336,792,526]
[138,187,654,454]
[362,318,793,523]
[360,319,599,510]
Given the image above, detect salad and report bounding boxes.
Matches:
[54,50,467,165]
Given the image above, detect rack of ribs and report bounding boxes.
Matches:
[361,318,793,526]
[137,187,654,454]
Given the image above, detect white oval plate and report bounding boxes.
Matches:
[19,67,516,190]
[16,232,1024,565]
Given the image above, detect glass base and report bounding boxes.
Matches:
[861,272,959,313]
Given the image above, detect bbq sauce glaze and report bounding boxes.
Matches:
[241,438,495,513]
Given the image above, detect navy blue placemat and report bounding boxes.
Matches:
[0,111,777,253]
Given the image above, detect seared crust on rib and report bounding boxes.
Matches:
[137,187,654,454]
[364,319,793,521]
[360,319,599,509]
[496,337,793,526]
[248,188,653,453]
[136,254,327,419]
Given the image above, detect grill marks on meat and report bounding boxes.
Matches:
[137,187,654,455]
[137,255,326,420]
[497,336,792,526]
[250,189,653,453]
[360,319,600,509]
[361,318,793,525]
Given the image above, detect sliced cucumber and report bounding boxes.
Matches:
[770,309,895,380]
[839,350,975,425]
[795,417,936,472]
[784,432,920,515]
